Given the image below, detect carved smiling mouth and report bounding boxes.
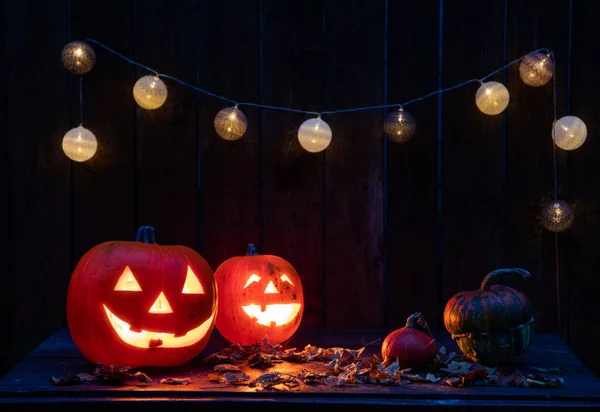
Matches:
[241,303,301,327]
[103,304,215,349]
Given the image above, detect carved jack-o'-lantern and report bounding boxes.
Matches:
[66,226,217,368]
[214,244,304,346]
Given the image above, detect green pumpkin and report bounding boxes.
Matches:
[443,268,534,366]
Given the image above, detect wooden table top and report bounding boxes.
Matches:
[1,327,599,409]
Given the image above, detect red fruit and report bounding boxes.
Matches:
[381,312,437,369]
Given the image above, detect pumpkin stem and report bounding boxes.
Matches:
[136,226,156,244]
[405,312,432,336]
[480,268,531,292]
[246,243,259,256]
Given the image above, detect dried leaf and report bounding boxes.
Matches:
[324,376,347,386]
[449,361,474,371]
[406,374,436,383]
[526,378,548,388]
[93,365,135,385]
[368,354,383,369]
[251,372,300,390]
[495,371,514,387]
[337,362,360,383]
[325,359,343,374]
[514,374,527,387]
[445,377,463,387]
[260,337,284,355]
[76,372,97,383]
[280,349,311,363]
[158,377,189,385]
[298,369,326,384]
[426,373,439,383]
[547,377,565,388]
[248,352,274,368]
[133,371,152,384]
[51,364,151,386]
[525,373,565,388]
[223,372,250,384]
[207,373,223,382]
[50,372,84,386]
[214,364,242,373]
[529,365,564,374]
[378,360,401,377]
[202,353,233,365]
[463,368,488,384]
[320,346,365,362]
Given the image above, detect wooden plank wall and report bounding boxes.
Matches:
[3,0,599,377]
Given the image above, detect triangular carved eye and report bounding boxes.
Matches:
[114,266,142,291]
[243,274,261,289]
[182,266,204,294]
[280,274,294,286]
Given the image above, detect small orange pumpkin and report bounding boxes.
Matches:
[381,312,438,369]
[214,243,304,345]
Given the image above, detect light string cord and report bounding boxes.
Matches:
[85,38,237,105]
[85,39,158,76]
[550,51,562,338]
[79,75,84,125]
[85,38,551,117]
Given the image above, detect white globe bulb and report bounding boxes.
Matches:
[133,75,168,110]
[519,52,553,87]
[298,117,332,153]
[61,40,96,75]
[553,115,587,151]
[62,126,97,162]
[383,108,416,143]
[214,106,248,140]
[541,200,574,232]
[475,81,510,115]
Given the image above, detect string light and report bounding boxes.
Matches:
[133,75,168,110]
[519,52,554,87]
[541,200,574,232]
[60,39,587,189]
[297,116,332,153]
[552,115,587,151]
[214,106,248,141]
[62,125,97,162]
[475,81,510,115]
[383,107,416,143]
[61,40,96,75]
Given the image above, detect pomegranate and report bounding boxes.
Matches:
[381,312,437,369]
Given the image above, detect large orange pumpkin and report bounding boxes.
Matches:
[214,244,304,346]
[66,226,217,368]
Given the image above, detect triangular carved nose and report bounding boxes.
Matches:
[148,291,173,314]
[264,281,278,294]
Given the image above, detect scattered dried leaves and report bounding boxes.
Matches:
[202,337,366,366]
[205,339,566,390]
[50,365,151,386]
[50,338,567,391]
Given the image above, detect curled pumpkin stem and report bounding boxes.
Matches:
[405,312,433,337]
[480,268,531,292]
